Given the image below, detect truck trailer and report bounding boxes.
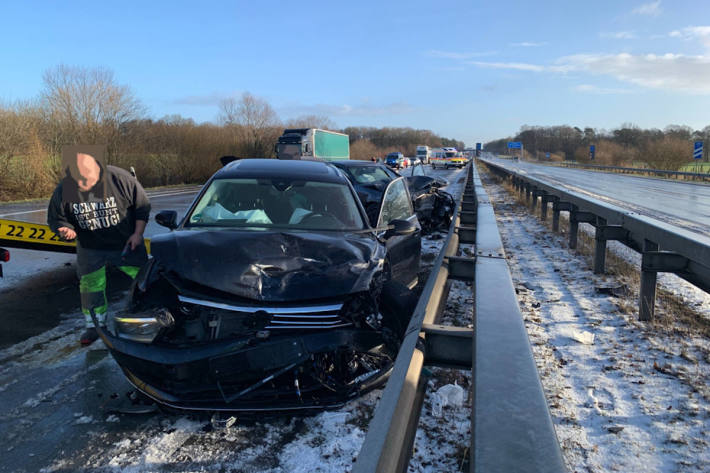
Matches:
[276,128,350,161]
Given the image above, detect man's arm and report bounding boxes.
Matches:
[126,219,147,250]
[126,174,151,250]
[132,177,151,223]
[47,183,76,240]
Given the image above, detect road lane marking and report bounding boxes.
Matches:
[0,209,46,218]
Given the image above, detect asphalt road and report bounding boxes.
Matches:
[0,185,203,237]
[483,157,710,237]
[0,165,464,473]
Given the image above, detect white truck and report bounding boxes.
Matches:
[416,145,431,165]
[275,128,350,161]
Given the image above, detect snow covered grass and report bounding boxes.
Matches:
[482,168,710,473]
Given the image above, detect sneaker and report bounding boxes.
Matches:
[80,327,99,346]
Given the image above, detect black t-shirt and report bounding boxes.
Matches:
[48,165,151,251]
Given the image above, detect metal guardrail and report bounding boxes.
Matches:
[353,163,566,473]
[546,161,710,181]
[481,158,710,321]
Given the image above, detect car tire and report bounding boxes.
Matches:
[380,280,418,337]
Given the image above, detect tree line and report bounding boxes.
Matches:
[485,124,710,169]
[0,65,463,201]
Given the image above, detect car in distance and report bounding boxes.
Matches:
[448,152,467,168]
[385,152,410,169]
[96,159,421,412]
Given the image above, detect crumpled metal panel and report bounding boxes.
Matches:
[150,229,384,301]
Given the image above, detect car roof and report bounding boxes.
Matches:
[331,160,382,168]
[215,158,348,184]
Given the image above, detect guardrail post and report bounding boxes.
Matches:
[540,192,549,221]
[639,239,659,321]
[550,197,560,231]
[568,205,579,249]
[593,217,607,274]
[524,183,531,203]
[530,188,538,211]
[568,208,595,250]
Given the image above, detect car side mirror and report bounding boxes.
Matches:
[156,210,178,230]
[384,219,416,238]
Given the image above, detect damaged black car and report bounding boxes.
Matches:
[331,160,455,233]
[96,159,421,412]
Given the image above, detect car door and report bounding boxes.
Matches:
[377,177,421,287]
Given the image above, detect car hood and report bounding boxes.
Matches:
[150,229,384,302]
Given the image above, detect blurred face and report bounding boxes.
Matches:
[76,153,101,191]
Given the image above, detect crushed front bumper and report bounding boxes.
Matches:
[95,324,392,412]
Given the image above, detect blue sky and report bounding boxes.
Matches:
[1,0,709,145]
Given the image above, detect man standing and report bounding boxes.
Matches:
[48,148,151,345]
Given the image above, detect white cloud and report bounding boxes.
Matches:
[669,26,710,48]
[510,42,547,47]
[469,52,710,94]
[632,0,661,16]
[600,31,636,39]
[573,84,635,95]
[425,49,497,60]
[559,53,710,93]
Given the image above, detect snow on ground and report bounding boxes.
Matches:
[480,168,710,473]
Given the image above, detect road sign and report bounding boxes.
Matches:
[545,152,550,159]
[589,145,596,161]
[694,141,703,160]
[508,142,522,149]
[476,143,482,150]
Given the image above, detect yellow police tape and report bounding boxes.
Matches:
[0,218,151,254]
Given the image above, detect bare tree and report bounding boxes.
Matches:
[285,114,337,131]
[218,92,281,157]
[40,64,143,161]
[350,139,379,161]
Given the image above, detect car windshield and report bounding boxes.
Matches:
[187,178,366,231]
[277,143,300,160]
[345,166,392,185]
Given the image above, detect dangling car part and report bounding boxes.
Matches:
[96,159,421,412]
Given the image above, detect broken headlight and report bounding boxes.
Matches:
[112,308,174,343]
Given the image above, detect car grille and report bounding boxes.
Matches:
[177,295,351,330]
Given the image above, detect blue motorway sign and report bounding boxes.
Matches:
[545,152,550,159]
[694,141,703,160]
[476,142,482,151]
[590,145,596,160]
[508,141,522,149]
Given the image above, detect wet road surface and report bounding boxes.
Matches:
[483,157,710,236]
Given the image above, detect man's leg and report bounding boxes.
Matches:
[117,265,141,280]
[78,265,107,345]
